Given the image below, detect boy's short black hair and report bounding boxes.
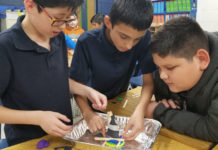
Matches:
[90,13,105,24]
[33,0,83,13]
[150,17,209,60]
[109,0,153,31]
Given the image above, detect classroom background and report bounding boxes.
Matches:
[0,0,218,32]
[0,0,218,148]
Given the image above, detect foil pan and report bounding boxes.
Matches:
[64,113,161,150]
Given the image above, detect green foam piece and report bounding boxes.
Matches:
[117,97,123,101]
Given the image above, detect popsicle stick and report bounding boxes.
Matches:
[102,141,107,146]
[122,99,128,108]
[116,141,121,147]
[94,137,124,142]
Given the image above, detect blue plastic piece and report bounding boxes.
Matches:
[65,35,76,49]
[0,139,8,149]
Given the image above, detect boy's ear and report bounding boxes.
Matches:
[24,0,35,14]
[195,49,210,71]
[104,16,112,29]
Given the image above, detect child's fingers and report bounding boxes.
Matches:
[122,122,134,139]
[52,127,71,137]
[92,104,104,111]
[100,96,107,109]
[101,126,106,137]
[123,122,132,133]
[168,99,178,109]
[161,99,170,107]
[123,127,140,140]
[56,121,72,132]
[55,113,71,123]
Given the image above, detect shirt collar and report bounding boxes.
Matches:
[99,25,120,54]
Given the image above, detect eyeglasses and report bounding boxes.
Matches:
[39,5,74,26]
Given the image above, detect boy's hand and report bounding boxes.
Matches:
[69,79,107,111]
[38,111,72,137]
[83,111,106,137]
[160,99,180,109]
[123,101,160,140]
[87,88,107,111]
[145,100,180,118]
[122,109,144,140]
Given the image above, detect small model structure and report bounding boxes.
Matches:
[94,111,125,148]
[107,114,120,138]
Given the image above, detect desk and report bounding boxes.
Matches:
[105,87,213,150]
[213,145,218,150]
[3,135,109,150]
[3,87,213,150]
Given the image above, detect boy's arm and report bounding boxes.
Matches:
[153,98,218,142]
[73,94,106,136]
[68,34,107,110]
[69,79,107,110]
[150,72,218,142]
[123,73,154,140]
[0,106,72,137]
[69,79,107,136]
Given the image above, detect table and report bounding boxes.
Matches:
[213,145,218,150]
[3,87,214,150]
[105,87,213,150]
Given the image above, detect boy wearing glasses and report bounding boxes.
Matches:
[0,0,107,146]
[69,0,156,140]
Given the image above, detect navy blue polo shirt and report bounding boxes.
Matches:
[0,16,72,146]
[70,26,156,99]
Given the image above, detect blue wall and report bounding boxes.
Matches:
[81,0,87,31]
[0,0,24,6]
[96,0,114,15]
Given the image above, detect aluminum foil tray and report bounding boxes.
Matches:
[64,113,161,150]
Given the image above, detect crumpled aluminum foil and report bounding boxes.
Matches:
[64,113,161,150]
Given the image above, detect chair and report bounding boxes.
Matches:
[129,75,143,87]
[129,62,143,88]
[0,99,8,149]
[0,132,8,149]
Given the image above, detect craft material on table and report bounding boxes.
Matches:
[117,97,123,101]
[107,114,120,138]
[94,137,125,148]
[63,113,161,150]
[105,111,125,148]
[122,99,128,108]
[37,139,49,149]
